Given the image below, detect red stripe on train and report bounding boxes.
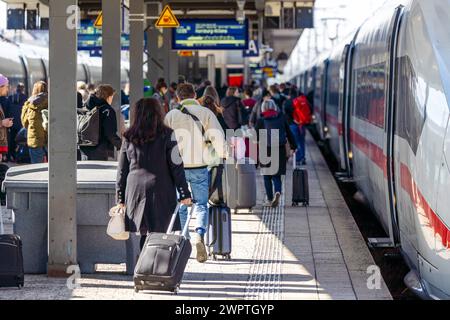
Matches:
[350,128,387,177]
[400,164,450,249]
[350,127,450,249]
[326,112,343,136]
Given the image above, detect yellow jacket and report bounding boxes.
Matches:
[21,93,48,148]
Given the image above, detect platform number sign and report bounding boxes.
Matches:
[243,40,259,57]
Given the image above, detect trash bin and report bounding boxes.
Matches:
[2,161,140,275]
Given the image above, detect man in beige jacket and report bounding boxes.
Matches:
[165,83,227,263]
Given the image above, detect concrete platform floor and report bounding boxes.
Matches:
[0,133,392,300]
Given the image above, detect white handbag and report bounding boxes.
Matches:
[107,205,130,241]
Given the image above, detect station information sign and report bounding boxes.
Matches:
[172,19,248,50]
[78,19,129,51]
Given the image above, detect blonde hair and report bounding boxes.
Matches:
[32,81,47,97]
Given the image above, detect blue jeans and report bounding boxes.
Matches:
[264,175,282,201]
[290,124,306,163]
[29,147,46,164]
[179,167,209,237]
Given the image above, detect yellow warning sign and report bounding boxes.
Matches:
[155,5,180,28]
[94,11,103,28]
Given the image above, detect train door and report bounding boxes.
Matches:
[321,60,330,140]
[380,5,405,246]
[338,44,351,174]
[340,34,359,178]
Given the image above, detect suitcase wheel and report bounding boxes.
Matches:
[172,285,180,295]
[134,286,140,293]
[212,254,218,261]
[225,254,231,261]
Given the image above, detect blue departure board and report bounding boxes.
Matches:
[172,19,248,50]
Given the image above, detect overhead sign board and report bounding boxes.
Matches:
[155,5,180,28]
[78,19,129,51]
[243,39,259,57]
[172,19,248,50]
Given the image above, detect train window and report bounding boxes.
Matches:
[353,62,386,128]
[395,56,426,155]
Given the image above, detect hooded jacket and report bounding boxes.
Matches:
[21,93,48,148]
[80,94,122,160]
[220,96,245,130]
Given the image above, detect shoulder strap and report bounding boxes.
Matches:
[179,105,206,137]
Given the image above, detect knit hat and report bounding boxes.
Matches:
[0,74,8,87]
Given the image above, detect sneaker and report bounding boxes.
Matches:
[271,192,281,207]
[194,233,208,263]
[263,200,274,207]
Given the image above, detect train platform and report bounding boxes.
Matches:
[0,133,391,300]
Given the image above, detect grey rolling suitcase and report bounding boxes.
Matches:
[223,159,257,212]
[133,204,194,294]
[292,155,309,207]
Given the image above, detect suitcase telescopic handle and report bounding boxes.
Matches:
[166,202,196,239]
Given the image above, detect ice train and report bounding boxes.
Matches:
[288,0,450,299]
[0,36,130,96]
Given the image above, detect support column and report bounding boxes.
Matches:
[102,0,121,129]
[207,54,215,88]
[146,3,162,85]
[146,27,161,85]
[193,51,200,84]
[48,0,78,277]
[129,0,144,124]
[169,50,179,84]
[257,11,264,46]
[244,57,250,87]
[162,28,171,82]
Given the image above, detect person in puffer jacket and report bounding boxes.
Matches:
[21,81,48,164]
[255,99,296,208]
[79,84,122,161]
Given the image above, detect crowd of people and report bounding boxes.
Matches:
[0,72,312,263]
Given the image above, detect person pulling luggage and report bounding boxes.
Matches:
[255,99,297,207]
[165,83,227,263]
[116,98,192,251]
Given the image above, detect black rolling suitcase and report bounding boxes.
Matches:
[133,204,194,294]
[292,155,309,207]
[207,166,232,261]
[0,212,24,289]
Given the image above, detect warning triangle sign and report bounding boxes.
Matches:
[155,5,180,28]
[94,11,103,28]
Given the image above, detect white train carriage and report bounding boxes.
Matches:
[0,37,130,97]
[288,0,450,299]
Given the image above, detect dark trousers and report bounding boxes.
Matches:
[7,128,20,161]
[140,235,147,251]
[263,175,282,201]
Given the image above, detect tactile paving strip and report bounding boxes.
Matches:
[244,181,285,300]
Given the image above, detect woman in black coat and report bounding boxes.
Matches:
[256,99,297,208]
[116,98,192,250]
